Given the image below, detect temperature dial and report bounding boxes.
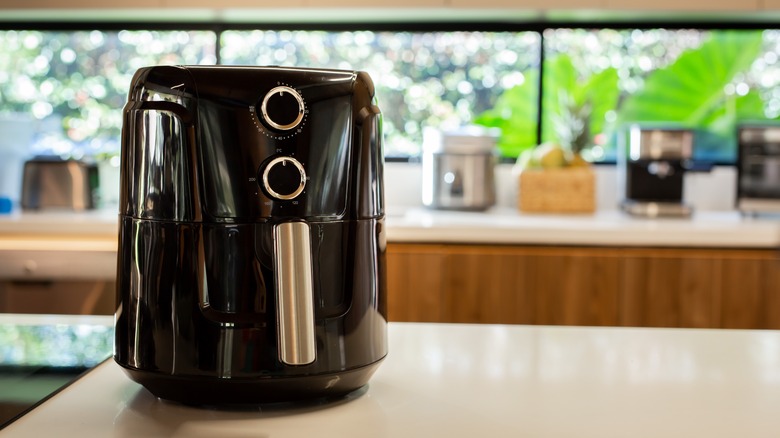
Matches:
[260,86,305,131]
[262,156,306,200]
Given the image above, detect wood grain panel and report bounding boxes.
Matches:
[603,0,759,10]
[620,251,720,328]
[527,248,621,326]
[718,254,780,329]
[387,243,780,329]
[444,247,531,324]
[0,280,115,315]
[386,244,448,322]
[388,244,622,326]
[440,245,622,326]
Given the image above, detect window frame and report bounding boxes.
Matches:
[0,18,774,165]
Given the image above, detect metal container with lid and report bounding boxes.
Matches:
[422,126,498,211]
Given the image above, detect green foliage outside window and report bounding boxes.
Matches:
[618,31,768,161]
[220,30,540,158]
[0,30,215,157]
[477,29,780,162]
[2,27,780,162]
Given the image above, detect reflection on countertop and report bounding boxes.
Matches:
[0,314,113,430]
[5,322,780,437]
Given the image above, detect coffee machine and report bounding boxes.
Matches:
[114,66,387,404]
[619,125,696,217]
[736,124,780,214]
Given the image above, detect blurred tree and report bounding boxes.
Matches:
[0,30,216,157]
[220,30,541,158]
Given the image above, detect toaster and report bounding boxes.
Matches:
[21,158,98,210]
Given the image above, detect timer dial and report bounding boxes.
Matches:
[260,86,305,131]
[261,156,306,200]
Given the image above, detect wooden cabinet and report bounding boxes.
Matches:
[386,243,780,329]
[620,249,722,328]
[620,248,780,329]
[0,280,115,315]
[385,245,449,323]
[716,253,780,329]
[601,0,760,10]
[387,244,623,326]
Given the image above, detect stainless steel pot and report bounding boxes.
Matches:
[422,127,497,211]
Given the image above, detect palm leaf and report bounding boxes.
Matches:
[618,30,764,127]
[473,69,539,157]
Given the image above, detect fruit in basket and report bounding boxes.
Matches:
[516,149,538,171]
[568,152,590,168]
[516,142,596,214]
[516,142,589,171]
[536,143,568,169]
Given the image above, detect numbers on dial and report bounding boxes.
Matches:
[260,86,305,131]
[249,84,308,140]
[261,156,307,200]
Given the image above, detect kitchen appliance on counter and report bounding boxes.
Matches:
[114,66,387,405]
[736,124,780,214]
[422,126,498,211]
[619,126,704,217]
[21,157,98,211]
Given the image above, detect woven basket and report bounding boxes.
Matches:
[518,167,595,214]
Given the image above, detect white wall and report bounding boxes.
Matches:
[384,162,737,214]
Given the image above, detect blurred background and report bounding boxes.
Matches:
[2,25,778,172]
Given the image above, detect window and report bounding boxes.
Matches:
[541,28,780,163]
[1,23,778,164]
[220,29,541,158]
[0,30,216,158]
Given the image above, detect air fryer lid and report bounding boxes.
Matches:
[122,66,381,223]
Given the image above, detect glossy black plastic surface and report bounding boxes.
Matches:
[120,66,383,222]
[115,66,387,404]
[625,161,685,202]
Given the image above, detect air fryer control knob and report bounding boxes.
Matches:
[260,86,305,131]
[262,156,306,200]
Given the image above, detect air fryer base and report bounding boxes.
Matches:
[116,357,385,405]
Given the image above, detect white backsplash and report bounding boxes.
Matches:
[385,162,738,214]
[93,160,738,215]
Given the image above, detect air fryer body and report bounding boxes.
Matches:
[114,66,387,404]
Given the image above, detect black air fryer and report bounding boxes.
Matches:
[114,66,387,404]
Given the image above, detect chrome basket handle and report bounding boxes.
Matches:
[273,221,316,365]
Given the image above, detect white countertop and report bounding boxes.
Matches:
[4,322,780,437]
[1,207,780,248]
[389,207,780,247]
[0,211,119,280]
[0,210,118,237]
